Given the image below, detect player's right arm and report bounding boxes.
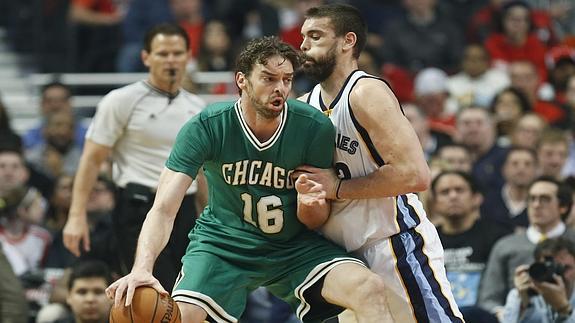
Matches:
[106,167,193,307]
[63,140,111,257]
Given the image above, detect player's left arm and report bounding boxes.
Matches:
[339,78,430,199]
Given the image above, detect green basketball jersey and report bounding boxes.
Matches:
[166,99,335,250]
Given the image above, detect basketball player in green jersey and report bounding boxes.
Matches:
[106,36,390,323]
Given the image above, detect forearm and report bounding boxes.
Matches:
[69,154,102,217]
[338,163,430,200]
[132,208,176,272]
[297,198,330,230]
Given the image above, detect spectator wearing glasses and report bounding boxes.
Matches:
[479,176,575,317]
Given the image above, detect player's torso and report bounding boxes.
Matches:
[307,71,426,251]
[200,100,327,244]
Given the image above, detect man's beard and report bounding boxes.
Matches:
[302,47,337,82]
[245,80,283,120]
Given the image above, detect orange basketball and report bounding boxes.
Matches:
[109,286,181,323]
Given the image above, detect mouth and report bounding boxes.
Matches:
[270,97,284,108]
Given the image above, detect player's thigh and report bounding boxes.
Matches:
[364,220,462,323]
[176,301,207,323]
[321,262,383,307]
[171,251,251,322]
[267,234,363,322]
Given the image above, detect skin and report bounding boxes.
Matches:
[67,277,111,323]
[63,32,207,257]
[297,16,430,200]
[106,52,388,323]
[514,249,575,317]
[538,142,569,180]
[432,173,482,235]
[527,181,566,234]
[437,146,473,173]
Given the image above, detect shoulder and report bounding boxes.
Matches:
[287,99,330,124]
[99,81,149,106]
[180,89,207,108]
[350,77,397,106]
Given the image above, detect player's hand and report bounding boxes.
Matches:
[296,175,326,206]
[63,212,91,257]
[106,271,167,307]
[294,165,340,199]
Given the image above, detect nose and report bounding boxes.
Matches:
[300,38,308,52]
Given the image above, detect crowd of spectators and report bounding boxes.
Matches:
[2,0,575,322]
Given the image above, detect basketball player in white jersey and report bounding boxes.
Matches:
[296,4,463,322]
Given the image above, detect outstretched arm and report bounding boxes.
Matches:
[106,168,193,307]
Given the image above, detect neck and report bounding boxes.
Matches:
[148,77,180,95]
[240,101,281,142]
[508,34,527,46]
[320,60,358,101]
[534,221,561,235]
[505,183,529,201]
[409,10,434,24]
[3,217,26,238]
[441,211,479,235]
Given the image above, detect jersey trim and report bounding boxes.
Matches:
[318,69,360,113]
[390,230,464,323]
[395,195,422,232]
[346,75,386,167]
[172,290,238,323]
[234,100,286,152]
[294,257,366,320]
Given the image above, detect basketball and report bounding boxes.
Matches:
[109,286,181,323]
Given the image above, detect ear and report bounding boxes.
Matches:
[236,72,247,91]
[141,50,150,68]
[473,193,483,207]
[342,32,357,53]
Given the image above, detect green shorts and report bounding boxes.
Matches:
[171,228,364,323]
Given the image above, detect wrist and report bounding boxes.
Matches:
[557,303,573,316]
[335,178,343,200]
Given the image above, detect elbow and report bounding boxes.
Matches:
[407,164,431,192]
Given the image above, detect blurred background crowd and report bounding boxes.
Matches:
[2,0,575,322]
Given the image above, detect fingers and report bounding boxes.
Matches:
[63,234,80,257]
[83,231,91,253]
[125,282,136,307]
[151,280,168,296]
[113,280,127,308]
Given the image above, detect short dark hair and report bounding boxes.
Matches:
[435,143,471,158]
[431,170,481,195]
[68,260,113,290]
[305,4,367,59]
[41,81,71,99]
[534,237,575,260]
[143,23,190,53]
[529,175,573,220]
[503,146,537,165]
[489,87,532,115]
[234,36,301,77]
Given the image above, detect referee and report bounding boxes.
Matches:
[63,23,206,291]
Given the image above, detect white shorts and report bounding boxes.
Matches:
[359,218,464,323]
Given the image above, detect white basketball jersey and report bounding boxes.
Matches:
[306,70,428,252]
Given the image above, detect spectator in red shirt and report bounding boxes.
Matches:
[509,60,569,128]
[484,1,548,81]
